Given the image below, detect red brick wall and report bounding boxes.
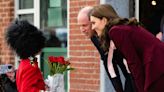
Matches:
[69,0,100,92]
[0,0,14,64]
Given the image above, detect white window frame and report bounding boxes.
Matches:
[15,0,40,27]
[67,0,70,91]
[135,0,139,20]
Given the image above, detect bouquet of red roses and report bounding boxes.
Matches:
[48,56,74,75]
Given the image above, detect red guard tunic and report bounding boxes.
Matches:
[109,25,164,92]
[16,59,45,92]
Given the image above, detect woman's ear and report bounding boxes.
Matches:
[102,17,108,25]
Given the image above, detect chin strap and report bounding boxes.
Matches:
[29,56,37,66]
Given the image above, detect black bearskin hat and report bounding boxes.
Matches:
[6,20,46,59]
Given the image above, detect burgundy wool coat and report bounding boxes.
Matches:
[109,25,164,92]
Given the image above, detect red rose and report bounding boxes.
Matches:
[57,56,65,64]
[47,56,74,75]
[48,56,58,63]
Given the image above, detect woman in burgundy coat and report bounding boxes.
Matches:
[89,4,164,92]
[5,20,46,92]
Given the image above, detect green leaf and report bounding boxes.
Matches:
[66,67,75,71]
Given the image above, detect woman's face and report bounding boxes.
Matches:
[90,16,106,36]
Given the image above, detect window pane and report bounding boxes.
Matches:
[44,28,62,47]
[40,0,67,28]
[19,0,33,9]
[48,8,63,27]
[50,0,61,7]
[42,28,67,48]
[19,14,34,24]
[40,0,67,47]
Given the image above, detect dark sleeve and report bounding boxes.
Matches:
[113,50,123,63]
[90,36,106,61]
[90,36,111,78]
[4,80,17,92]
